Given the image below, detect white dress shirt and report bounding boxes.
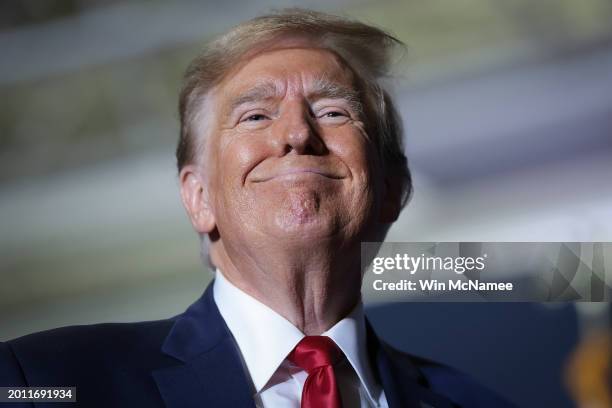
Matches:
[213,269,389,408]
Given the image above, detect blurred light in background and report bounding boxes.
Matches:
[1,1,611,406]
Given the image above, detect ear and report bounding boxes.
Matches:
[179,165,216,234]
[378,173,404,223]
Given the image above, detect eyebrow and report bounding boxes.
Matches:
[308,77,363,115]
[227,78,363,116]
[228,81,281,114]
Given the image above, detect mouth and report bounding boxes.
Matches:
[250,168,344,183]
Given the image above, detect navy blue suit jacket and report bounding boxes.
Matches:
[0,283,515,407]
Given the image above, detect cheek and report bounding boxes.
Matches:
[217,133,268,185]
[211,136,268,231]
[329,131,375,182]
[329,131,382,220]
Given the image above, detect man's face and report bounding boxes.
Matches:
[197,47,385,250]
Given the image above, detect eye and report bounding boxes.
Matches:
[317,109,350,124]
[321,111,345,118]
[244,114,268,122]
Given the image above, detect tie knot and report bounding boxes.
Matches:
[289,336,343,373]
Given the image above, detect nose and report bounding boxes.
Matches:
[274,102,326,155]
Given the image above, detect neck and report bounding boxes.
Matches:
[210,239,362,335]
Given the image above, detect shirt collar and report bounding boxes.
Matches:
[213,269,304,392]
[323,302,382,404]
[213,268,382,404]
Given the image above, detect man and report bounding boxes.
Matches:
[0,9,514,408]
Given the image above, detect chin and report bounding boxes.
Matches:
[272,211,336,237]
[254,188,364,241]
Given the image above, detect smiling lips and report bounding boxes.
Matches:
[250,168,344,183]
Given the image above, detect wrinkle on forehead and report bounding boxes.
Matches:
[222,52,362,117]
[228,75,362,111]
[220,46,355,92]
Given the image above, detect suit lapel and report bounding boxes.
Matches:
[152,284,256,408]
[152,283,456,408]
[366,320,457,408]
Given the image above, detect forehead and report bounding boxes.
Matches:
[216,47,356,96]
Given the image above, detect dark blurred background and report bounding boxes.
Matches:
[1,1,612,407]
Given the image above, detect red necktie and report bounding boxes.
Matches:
[289,336,344,408]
